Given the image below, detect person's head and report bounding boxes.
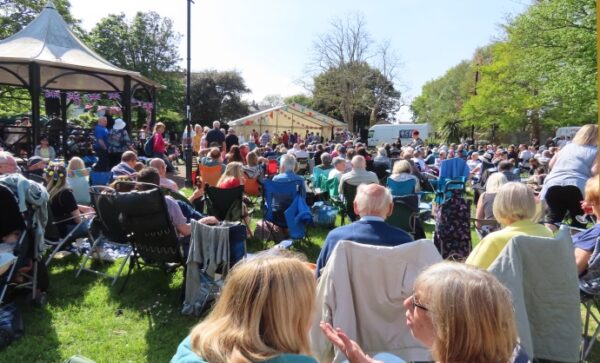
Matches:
[407,262,517,363]
[228,128,235,135]
[353,184,393,219]
[280,154,296,173]
[584,176,600,218]
[0,151,18,175]
[377,148,387,158]
[213,120,221,129]
[134,162,145,172]
[218,161,244,185]
[97,117,107,127]
[350,155,366,170]
[39,135,50,147]
[438,150,447,160]
[485,172,508,193]
[227,145,243,162]
[412,130,420,139]
[154,122,165,134]
[529,158,540,168]
[320,153,332,166]
[572,124,598,146]
[67,156,85,173]
[27,156,46,171]
[45,162,68,200]
[194,124,202,133]
[190,254,316,363]
[493,182,536,225]
[403,147,414,159]
[121,151,138,168]
[497,160,514,173]
[392,159,412,175]
[136,167,160,190]
[209,147,221,161]
[470,152,479,161]
[333,157,346,171]
[246,151,258,167]
[149,158,167,176]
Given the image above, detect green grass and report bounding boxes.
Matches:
[2,206,599,362]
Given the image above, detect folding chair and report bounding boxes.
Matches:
[296,157,309,175]
[311,167,331,190]
[89,171,112,186]
[470,218,500,240]
[44,205,95,267]
[266,159,278,177]
[341,183,360,222]
[243,176,261,197]
[261,179,310,242]
[76,186,132,285]
[113,187,185,292]
[386,178,416,197]
[579,236,600,361]
[205,185,247,227]
[199,164,222,188]
[386,195,426,239]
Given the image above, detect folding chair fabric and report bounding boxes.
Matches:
[341,183,359,222]
[386,178,416,197]
[205,185,244,222]
[199,164,222,188]
[89,171,112,186]
[386,195,425,239]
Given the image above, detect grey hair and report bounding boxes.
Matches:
[280,154,297,173]
[213,120,220,129]
[0,151,15,164]
[321,153,332,165]
[351,155,366,169]
[377,148,387,157]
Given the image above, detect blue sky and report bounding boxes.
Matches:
[70,0,531,121]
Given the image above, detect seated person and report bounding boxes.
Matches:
[66,156,91,205]
[45,163,94,245]
[34,135,56,160]
[171,254,317,363]
[136,167,217,252]
[574,176,600,275]
[389,160,420,192]
[242,151,263,184]
[149,158,179,192]
[338,155,379,195]
[316,184,413,277]
[498,160,520,182]
[110,150,138,178]
[200,147,225,172]
[327,157,346,182]
[23,156,46,183]
[217,162,244,189]
[474,172,508,228]
[272,154,306,197]
[293,143,309,159]
[316,152,333,172]
[373,147,391,170]
[466,182,553,269]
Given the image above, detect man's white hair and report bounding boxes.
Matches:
[149,158,166,171]
[213,120,220,129]
[351,155,366,169]
[354,184,393,217]
[280,154,297,173]
[0,151,14,164]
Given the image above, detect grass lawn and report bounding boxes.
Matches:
[1,196,599,362]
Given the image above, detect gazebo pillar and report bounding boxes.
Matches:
[29,62,41,150]
[123,76,132,130]
[151,87,157,127]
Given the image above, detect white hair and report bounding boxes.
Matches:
[485,172,508,193]
[0,151,15,164]
[354,184,392,217]
[213,120,221,129]
[280,154,297,173]
[377,148,387,157]
[351,155,366,169]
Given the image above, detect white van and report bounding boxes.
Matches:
[367,123,429,147]
[555,126,580,140]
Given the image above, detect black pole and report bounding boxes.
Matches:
[184,0,194,188]
[29,62,41,153]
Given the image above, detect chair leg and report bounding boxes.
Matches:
[118,252,136,294]
[112,248,132,286]
[76,236,101,278]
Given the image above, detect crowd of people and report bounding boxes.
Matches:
[0,115,597,361]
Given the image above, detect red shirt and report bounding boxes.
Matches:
[217,177,241,189]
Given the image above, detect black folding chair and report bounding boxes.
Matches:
[386,195,426,239]
[341,183,359,222]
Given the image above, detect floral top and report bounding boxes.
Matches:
[108,129,132,153]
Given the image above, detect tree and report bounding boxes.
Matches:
[189,70,250,124]
[88,11,184,125]
[0,0,80,39]
[260,94,284,108]
[283,94,313,108]
[309,13,402,131]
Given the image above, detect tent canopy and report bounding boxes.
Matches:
[0,1,160,92]
[228,103,347,139]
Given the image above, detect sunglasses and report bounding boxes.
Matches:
[412,294,429,312]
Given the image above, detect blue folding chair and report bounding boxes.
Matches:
[89,171,113,186]
[386,178,416,197]
[262,179,311,241]
[312,166,332,190]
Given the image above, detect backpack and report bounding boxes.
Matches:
[143,134,155,156]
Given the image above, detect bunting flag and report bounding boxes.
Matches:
[66,92,81,105]
[107,92,121,101]
[87,93,102,102]
[43,89,60,99]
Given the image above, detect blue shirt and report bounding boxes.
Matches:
[94,124,109,151]
[316,219,413,277]
[573,223,600,251]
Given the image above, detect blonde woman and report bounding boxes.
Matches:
[217,162,245,189]
[321,262,523,363]
[389,160,420,192]
[466,182,553,269]
[46,163,94,244]
[66,156,91,205]
[474,172,508,228]
[541,124,598,230]
[151,122,175,172]
[171,254,317,363]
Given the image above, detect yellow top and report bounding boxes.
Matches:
[466,220,553,269]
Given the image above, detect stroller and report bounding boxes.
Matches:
[0,181,49,348]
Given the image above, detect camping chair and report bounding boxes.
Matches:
[266,159,278,177]
[470,218,500,240]
[386,195,426,239]
[243,176,261,197]
[312,167,331,190]
[296,157,309,175]
[89,171,112,186]
[76,186,132,285]
[433,189,471,260]
[341,182,367,223]
[199,164,222,188]
[205,185,251,235]
[44,205,95,267]
[113,186,185,292]
[261,179,310,242]
[580,236,600,361]
[323,176,347,225]
[386,178,417,197]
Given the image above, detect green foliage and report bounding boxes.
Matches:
[0,0,80,39]
[189,70,250,125]
[284,94,314,108]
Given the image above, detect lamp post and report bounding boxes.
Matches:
[184,0,194,188]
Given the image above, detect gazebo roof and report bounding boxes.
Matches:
[0,1,160,92]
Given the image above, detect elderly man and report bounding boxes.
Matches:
[272,154,306,197]
[149,158,179,192]
[0,151,19,175]
[316,153,333,172]
[224,128,239,152]
[316,184,413,277]
[93,116,110,171]
[338,155,379,195]
[206,120,225,151]
[328,157,346,182]
[111,151,138,178]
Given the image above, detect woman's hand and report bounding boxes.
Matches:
[319,322,382,363]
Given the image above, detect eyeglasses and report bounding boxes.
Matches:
[412,294,428,312]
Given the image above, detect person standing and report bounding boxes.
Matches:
[260,130,271,147]
[93,116,109,171]
[224,128,239,152]
[107,118,134,168]
[152,122,175,173]
[282,130,289,147]
[206,120,225,151]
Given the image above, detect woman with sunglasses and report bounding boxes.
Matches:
[320,262,524,363]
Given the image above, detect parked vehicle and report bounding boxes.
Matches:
[367,123,429,147]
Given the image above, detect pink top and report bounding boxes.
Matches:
[217,178,241,189]
[153,133,166,153]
